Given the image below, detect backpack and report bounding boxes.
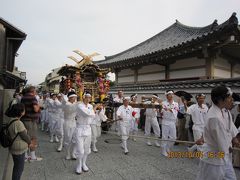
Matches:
[5,99,17,117]
[0,119,19,148]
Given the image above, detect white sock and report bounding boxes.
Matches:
[25,151,29,158]
[30,151,36,160]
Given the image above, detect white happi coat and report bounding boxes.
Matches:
[63,101,77,146]
[91,108,107,143]
[187,103,208,141]
[145,102,160,137]
[73,102,95,156]
[117,105,134,140]
[196,104,238,180]
[39,98,48,123]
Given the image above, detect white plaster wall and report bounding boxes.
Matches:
[233,73,240,78]
[118,68,134,76]
[233,64,240,77]
[170,68,206,79]
[170,57,205,70]
[138,72,165,81]
[214,57,231,70]
[214,68,231,78]
[118,76,134,83]
[138,64,164,74]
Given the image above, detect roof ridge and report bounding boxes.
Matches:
[175,19,218,31]
[216,12,238,29]
[104,22,177,60]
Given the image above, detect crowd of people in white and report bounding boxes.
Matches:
[12,85,240,179]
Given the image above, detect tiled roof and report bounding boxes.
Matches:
[97,13,239,67]
[110,77,240,91]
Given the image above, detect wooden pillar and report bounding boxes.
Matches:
[203,47,214,79]
[230,63,234,78]
[165,65,170,79]
[131,67,139,84]
[114,69,119,85]
[205,57,214,79]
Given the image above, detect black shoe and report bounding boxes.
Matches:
[75,171,82,175]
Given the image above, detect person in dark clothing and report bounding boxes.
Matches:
[20,86,42,161]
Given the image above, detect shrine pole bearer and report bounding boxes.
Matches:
[73,93,97,175]
[145,94,161,147]
[90,103,108,152]
[187,94,208,152]
[130,94,140,141]
[161,90,179,156]
[54,93,65,152]
[196,86,240,180]
[117,97,135,154]
[39,94,48,131]
[47,93,59,143]
[62,91,78,159]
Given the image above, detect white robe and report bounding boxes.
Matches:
[196,104,238,180]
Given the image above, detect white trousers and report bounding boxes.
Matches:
[145,116,160,137]
[75,136,92,157]
[193,129,203,141]
[55,118,64,138]
[120,123,131,141]
[196,159,237,180]
[63,122,76,146]
[49,113,58,135]
[130,118,139,133]
[162,123,176,150]
[91,125,101,143]
[193,128,204,151]
[40,110,48,123]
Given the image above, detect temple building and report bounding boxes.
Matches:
[0,17,26,126]
[97,13,240,100]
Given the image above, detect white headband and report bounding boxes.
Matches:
[131,94,137,99]
[165,91,174,95]
[68,94,77,98]
[123,97,131,101]
[152,95,158,99]
[83,93,91,98]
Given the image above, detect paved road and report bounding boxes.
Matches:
[1,130,240,180]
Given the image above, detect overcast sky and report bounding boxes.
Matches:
[1,0,240,85]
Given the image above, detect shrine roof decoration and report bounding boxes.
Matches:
[97,13,240,69]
